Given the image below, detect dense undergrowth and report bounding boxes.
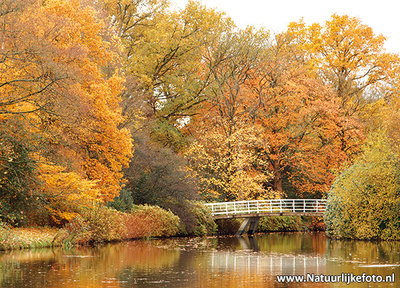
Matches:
[1,202,326,251]
[0,202,217,250]
[0,223,58,250]
[325,132,400,240]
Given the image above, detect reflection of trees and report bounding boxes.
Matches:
[0,241,180,288]
[325,239,400,287]
[0,258,57,288]
[0,249,59,288]
[1,235,398,288]
[0,248,57,263]
[255,232,327,256]
[326,239,400,264]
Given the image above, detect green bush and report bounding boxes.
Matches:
[188,202,217,236]
[325,132,400,240]
[257,216,303,232]
[107,188,134,212]
[0,122,41,226]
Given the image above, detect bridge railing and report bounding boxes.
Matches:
[204,199,326,216]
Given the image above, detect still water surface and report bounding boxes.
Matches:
[0,232,399,287]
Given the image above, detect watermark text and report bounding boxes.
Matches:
[276,273,395,284]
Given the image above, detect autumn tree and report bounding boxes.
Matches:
[287,15,400,157]
[0,0,133,224]
[247,34,347,197]
[96,1,240,225]
[100,0,234,151]
[187,29,353,199]
[101,0,264,204]
[0,0,66,224]
[123,1,232,118]
[288,15,398,106]
[185,27,273,201]
[116,129,203,232]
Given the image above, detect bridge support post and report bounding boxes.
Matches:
[236,217,260,236]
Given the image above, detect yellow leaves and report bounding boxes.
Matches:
[287,14,396,108]
[44,0,110,65]
[32,0,133,202]
[38,162,99,200]
[109,0,236,121]
[47,208,78,222]
[0,0,133,220]
[79,74,133,200]
[326,130,400,240]
[37,161,100,223]
[186,119,272,201]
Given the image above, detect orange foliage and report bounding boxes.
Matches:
[0,0,133,224]
[37,162,99,224]
[187,30,361,198]
[34,0,133,202]
[248,39,356,196]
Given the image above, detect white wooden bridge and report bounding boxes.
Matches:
[204,199,326,235]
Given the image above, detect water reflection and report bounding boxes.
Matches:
[0,233,399,287]
[211,240,326,276]
[237,236,259,251]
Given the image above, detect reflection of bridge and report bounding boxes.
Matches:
[205,199,326,235]
[209,250,326,275]
[211,235,326,275]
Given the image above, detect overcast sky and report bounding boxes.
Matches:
[171,0,400,53]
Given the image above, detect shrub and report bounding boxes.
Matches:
[54,204,182,246]
[189,202,217,236]
[82,206,126,243]
[107,188,134,212]
[62,205,125,245]
[257,216,303,232]
[159,199,198,235]
[0,222,14,250]
[308,217,326,231]
[325,132,400,240]
[124,205,181,239]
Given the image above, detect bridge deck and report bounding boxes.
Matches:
[205,199,326,220]
[212,211,324,220]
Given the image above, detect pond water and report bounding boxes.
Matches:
[0,232,399,287]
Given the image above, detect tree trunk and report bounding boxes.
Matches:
[272,160,283,195]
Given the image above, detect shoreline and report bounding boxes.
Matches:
[2,227,398,253]
[0,215,325,251]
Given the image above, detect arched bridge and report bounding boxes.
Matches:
[204,199,326,236]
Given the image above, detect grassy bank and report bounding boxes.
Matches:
[0,202,217,251]
[0,224,59,250]
[1,204,325,251]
